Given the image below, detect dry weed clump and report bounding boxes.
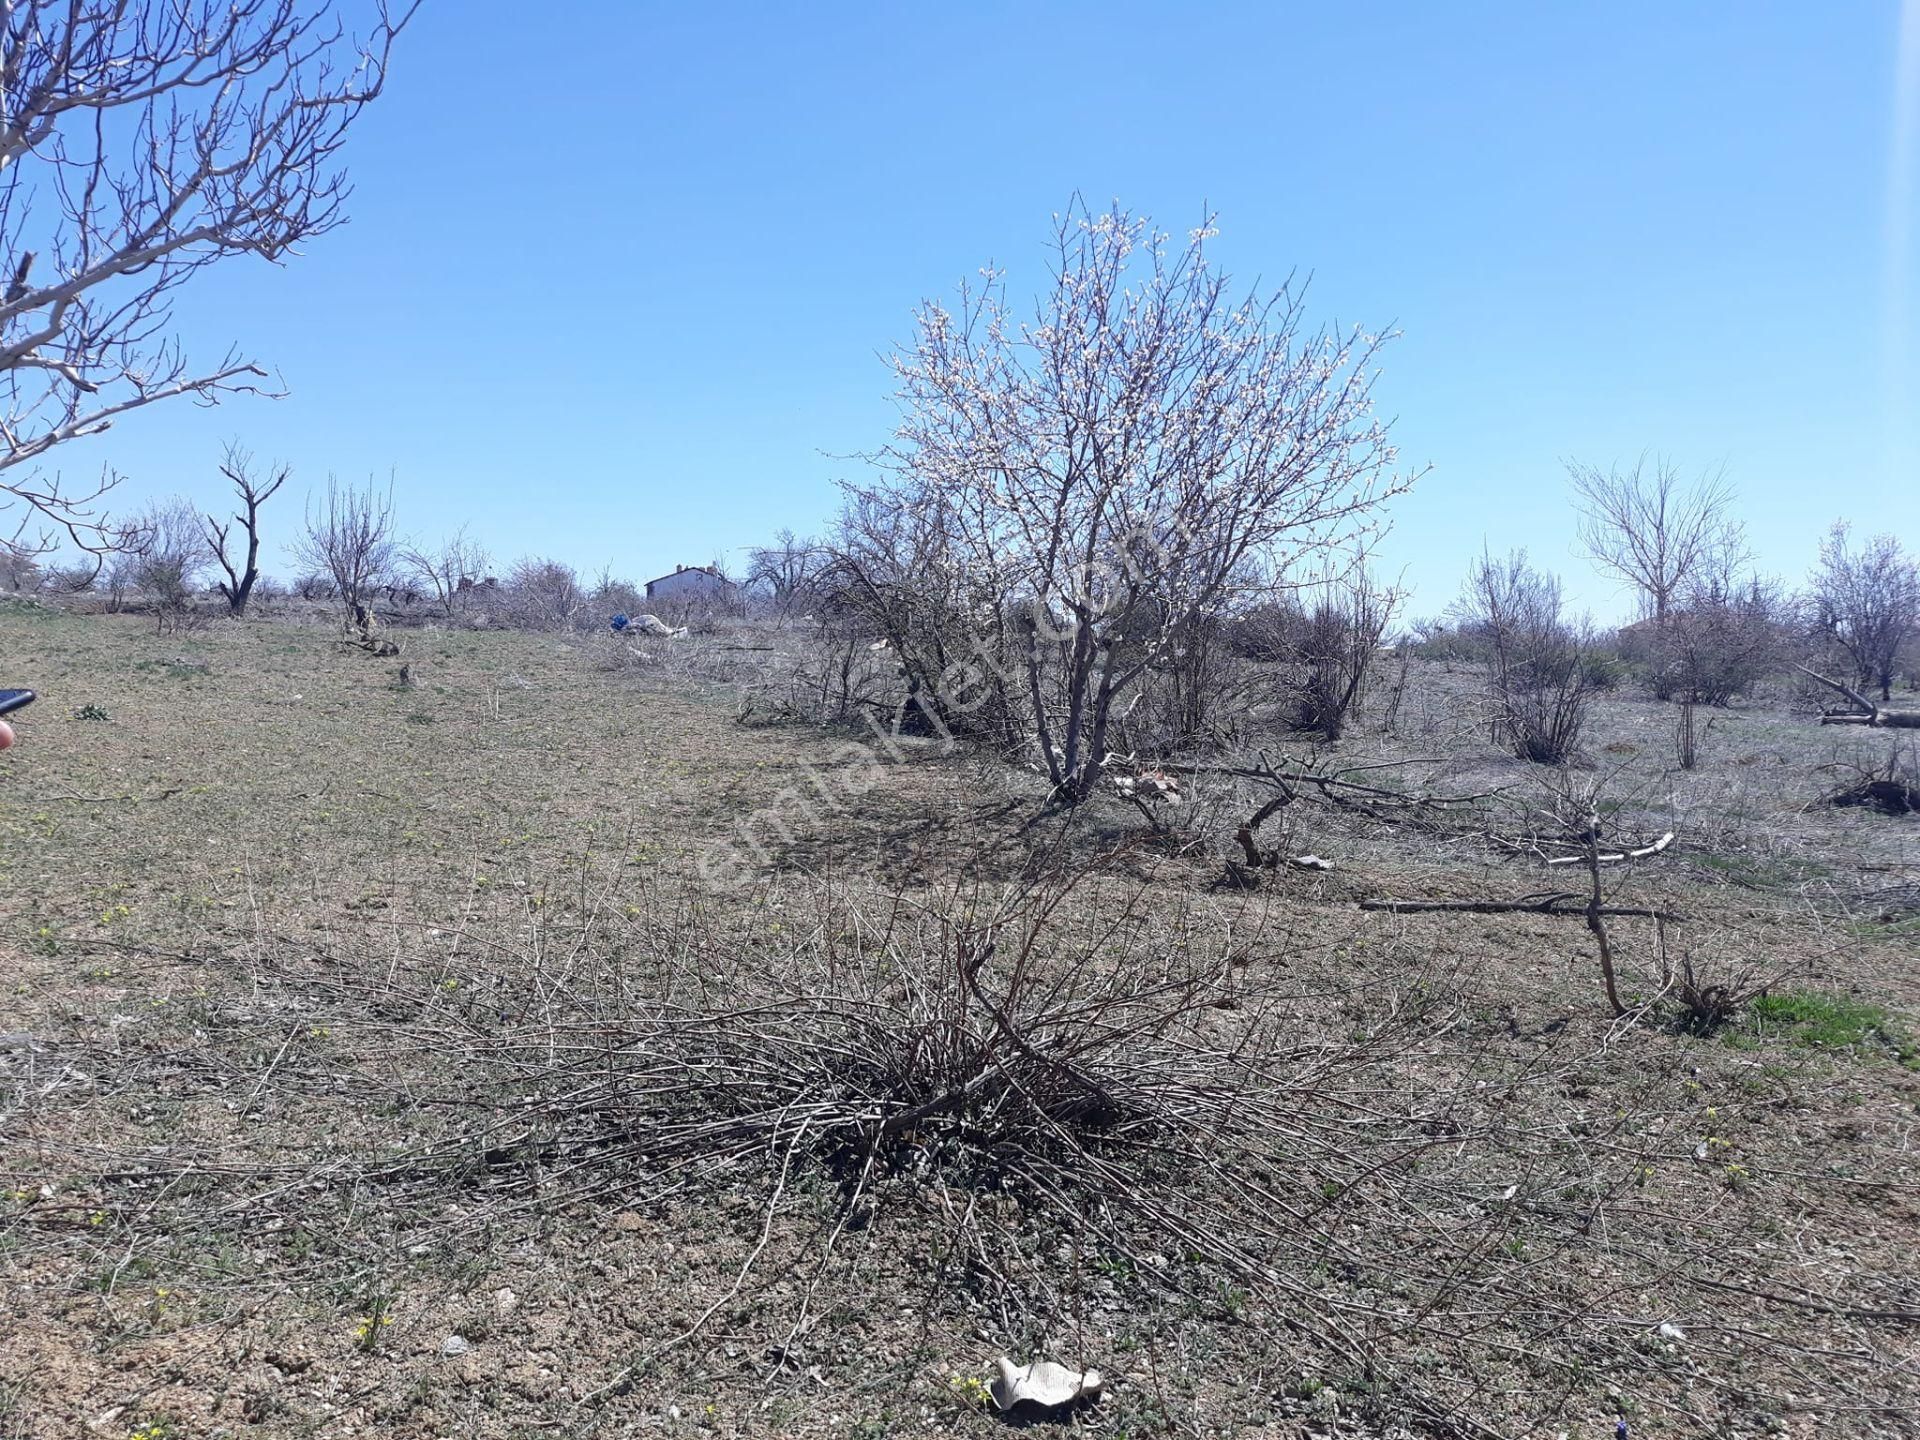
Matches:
[345,862,1463,1292]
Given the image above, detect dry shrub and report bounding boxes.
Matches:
[235,870,1725,1428]
[1666,952,1773,1036]
[500,556,587,630]
[1641,578,1788,706]
[1226,569,1395,742]
[1456,549,1593,764]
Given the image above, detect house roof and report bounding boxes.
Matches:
[643,564,732,588]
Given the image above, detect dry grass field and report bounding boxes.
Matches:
[3,604,1919,1440]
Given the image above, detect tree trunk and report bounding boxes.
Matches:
[1584,841,1627,1017]
[1797,664,1920,728]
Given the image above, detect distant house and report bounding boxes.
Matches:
[644,563,737,606]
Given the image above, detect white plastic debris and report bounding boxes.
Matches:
[630,614,689,639]
[1658,1321,1686,1342]
[440,1334,470,1356]
[988,1357,1103,1413]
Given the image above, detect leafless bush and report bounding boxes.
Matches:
[500,556,586,631]
[128,498,212,632]
[1623,574,1789,706]
[1126,607,1241,754]
[587,567,647,621]
[1809,522,1919,702]
[293,476,396,629]
[244,862,1558,1427]
[1667,952,1771,1036]
[1456,550,1592,764]
[1265,566,1397,740]
[400,527,490,618]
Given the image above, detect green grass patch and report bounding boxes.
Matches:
[1741,990,1918,1068]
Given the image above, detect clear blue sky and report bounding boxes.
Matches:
[68,1,1920,620]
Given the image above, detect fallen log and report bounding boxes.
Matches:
[1359,893,1685,922]
[1821,711,1920,728]
[1796,664,1920,728]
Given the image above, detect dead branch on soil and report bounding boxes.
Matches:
[1182,748,1498,887]
[1543,831,1674,866]
[1358,893,1685,921]
[1176,749,1503,815]
[1816,742,1920,816]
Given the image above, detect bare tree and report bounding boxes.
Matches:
[848,200,1414,801]
[401,527,491,617]
[745,529,824,614]
[1567,457,1745,633]
[1809,523,1920,701]
[128,497,211,630]
[202,445,289,616]
[293,476,395,630]
[0,2,415,558]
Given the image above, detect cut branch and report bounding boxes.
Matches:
[1543,832,1674,866]
[1359,894,1685,922]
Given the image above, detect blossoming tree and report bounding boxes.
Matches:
[845,199,1418,801]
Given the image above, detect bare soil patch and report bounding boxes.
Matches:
[4,612,1918,1439]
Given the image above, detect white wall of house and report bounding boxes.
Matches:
[645,565,735,604]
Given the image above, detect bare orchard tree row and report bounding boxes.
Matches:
[738,437,1910,779]
[20,460,709,638]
